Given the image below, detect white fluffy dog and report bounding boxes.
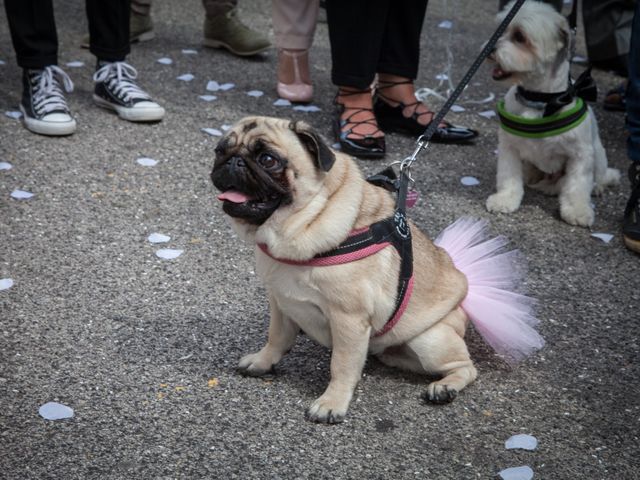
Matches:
[486,1,619,227]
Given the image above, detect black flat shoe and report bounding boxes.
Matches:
[373,80,479,144]
[333,90,385,159]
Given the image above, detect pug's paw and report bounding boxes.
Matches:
[237,352,275,377]
[422,382,458,404]
[305,394,349,424]
[486,192,521,213]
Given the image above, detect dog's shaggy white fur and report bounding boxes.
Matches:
[486,1,619,227]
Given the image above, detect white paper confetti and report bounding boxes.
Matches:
[156,249,183,259]
[247,90,264,97]
[201,128,223,137]
[11,189,34,199]
[177,73,194,82]
[591,233,614,244]
[0,162,13,170]
[66,61,84,68]
[438,20,453,29]
[136,157,158,167]
[219,83,235,91]
[461,176,480,186]
[221,124,232,131]
[5,111,22,120]
[273,98,292,107]
[293,105,321,112]
[331,142,342,150]
[148,233,170,244]
[0,278,14,291]
[498,466,534,480]
[436,73,449,81]
[505,434,538,451]
[572,55,588,63]
[157,57,173,65]
[199,95,217,102]
[182,49,198,55]
[450,105,465,113]
[206,80,220,91]
[39,402,74,420]
[464,92,496,105]
[479,110,497,119]
[0,60,5,65]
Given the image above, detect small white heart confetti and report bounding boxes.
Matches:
[505,434,538,451]
[572,55,587,63]
[177,73,194,82]
[591,233,614,244]
[221,124,232,131]
[0,162,13,170]
[156,249,183,259]
[438,20,453,29]
[66,61,84,68]
[136,157,158,167]
[11,189,34,199]
[0,278,14,291]
[293,105,321,112]
[498,466,534,480]
[201,128,223,137]
[206,80,220,91]
[39,402,74,420]
[436,73,449,81]
[273,98,291,106]
[247,90,264,97]
[5,111,22,120]
[450,105,465,113]
[479,110,496,118]
[0,60,5,65]
[182,49,198,55]
[461,176,480,186]
[157,57,173,65]
[332,142,342,150]
[218,83,235,91]
[199,95,217,102]
[148,233,171,244]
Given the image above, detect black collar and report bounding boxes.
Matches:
[516,67,597,117]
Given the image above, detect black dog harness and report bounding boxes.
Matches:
[258,168,413,338]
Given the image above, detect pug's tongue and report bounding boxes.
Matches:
[217,190,253,203]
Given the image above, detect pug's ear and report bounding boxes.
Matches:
[290,121,336,172]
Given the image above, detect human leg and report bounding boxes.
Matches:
[272,0,319,102]
[202,0,271,56]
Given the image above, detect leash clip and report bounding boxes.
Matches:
[399,135,429,183]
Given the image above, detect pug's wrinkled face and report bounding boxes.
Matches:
[210,117,335,225]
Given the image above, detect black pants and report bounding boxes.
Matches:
[4,0,131,69]
[325,0,428,89]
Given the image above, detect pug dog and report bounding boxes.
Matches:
[486,1,619,227]
[211,116,543,424]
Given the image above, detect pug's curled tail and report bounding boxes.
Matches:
[434,217,544,364]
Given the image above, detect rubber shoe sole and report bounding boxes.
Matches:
[93,95,165,122]
[20,104,76,136]
[202,38,270,57]
[624,234,640,254]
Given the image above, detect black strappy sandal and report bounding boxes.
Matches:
[333,88,386,159]
[373,80,479,144]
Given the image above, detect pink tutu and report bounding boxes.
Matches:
[434,218,544,364]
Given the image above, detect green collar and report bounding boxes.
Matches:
[497,97,588,138]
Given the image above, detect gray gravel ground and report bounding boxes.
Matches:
[1,0,638,478]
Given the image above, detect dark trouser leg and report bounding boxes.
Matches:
[376,1,428,80]
[325,0,390,89]
[499,0,563,12]
[87,0,131,62]
[4,0,58,69]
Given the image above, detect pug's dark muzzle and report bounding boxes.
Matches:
[211,153,291,225]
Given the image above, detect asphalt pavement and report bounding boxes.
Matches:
[1,0,638,478]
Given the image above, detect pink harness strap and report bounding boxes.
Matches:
[257,221,414,338]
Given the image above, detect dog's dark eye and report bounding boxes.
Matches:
[258,153,280,170]
[512,30,526,44]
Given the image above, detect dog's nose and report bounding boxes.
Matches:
[229,156,246,169]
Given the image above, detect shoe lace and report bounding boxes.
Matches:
[30,66,74,115]
[376,79,445,128]
[335,88,382,140]
[93,61,151,102]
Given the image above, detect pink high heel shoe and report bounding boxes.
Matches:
[277,49,313,103]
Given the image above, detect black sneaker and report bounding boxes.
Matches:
[20,66,76,136]
[623,163,640,254]
[92,61,165,122]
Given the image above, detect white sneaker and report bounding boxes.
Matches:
[20,66,76,136]
[93,61,165,122]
